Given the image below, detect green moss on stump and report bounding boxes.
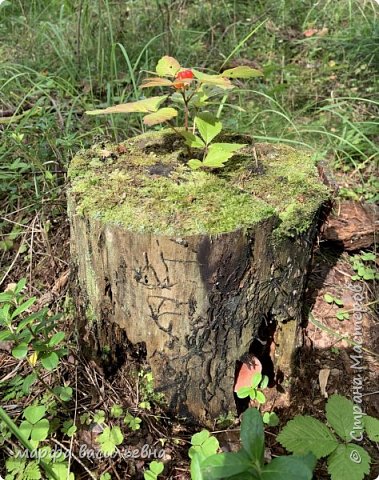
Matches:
[68,131,329,237]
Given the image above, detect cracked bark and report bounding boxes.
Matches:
[69,208,320,423]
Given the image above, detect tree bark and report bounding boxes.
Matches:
[68,132,328,423]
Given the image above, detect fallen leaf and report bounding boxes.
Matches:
[319,368,330,398]
[234,355,262,392]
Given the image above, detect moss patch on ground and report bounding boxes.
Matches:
[68,131,329,237]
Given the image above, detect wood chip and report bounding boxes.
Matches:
[322,201,378,251]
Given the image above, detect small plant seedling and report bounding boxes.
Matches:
[335,310,350,321]
[0,278,66,371]
[351,252,378,281]
[93,410,106,425]
[138,370,165,405]
[215,411,235,428]
[262,411,280,427]
[236,372,269,404]
[323,293,350,321]
[324,293,344,306]
[278,394,379,480]
[189,408,315,480]
[110,404,124,418]
[144,460,164,480]
[97,426,124,455]
[100,473,112,480]
[124,412,142,431]
[61,419,77,437]
[86,55,263,170]
[184,113,246,170]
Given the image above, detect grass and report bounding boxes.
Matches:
[0,2,378,478]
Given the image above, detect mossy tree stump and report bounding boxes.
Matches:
[68,131,328,423]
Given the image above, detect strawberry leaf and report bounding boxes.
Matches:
[327,444,370,480]
[326,394,355,442]
[277,416,339,458]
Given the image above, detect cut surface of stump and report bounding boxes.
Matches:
[68,130,329,423]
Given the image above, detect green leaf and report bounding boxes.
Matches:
[255,391,266,404]
[97,426,124,455]
[51,463,75,480]
[251,372,262,389]
[336,311,349,321]
[86,96,168,115]
[180,131,205,149]
[149,461,164,475]
[57,386,73,401]
[324,293,334,304]
[360,252,375,261]
[364,415,379,441]
[334,298,343,306]
[262,412,280,427]
[240,408,264,464]
[31,418,49,441]
[11,296,36,318]
[19,420,33,439]
[327,444,370,480]
[261,454,316,480]
[145,460,164,479]
[260,375,269,389]
[188,159,204,170]
[141,77,173,88]
[100,474,112,480]
[48,331,65,347]
[12,342,28,359]
[22,372,38,394]
[207,142,246,155]
[201,450,252,479]
[190,452,204,480]
[326,394,355,442]
[0,329,12,341]
[277,416,339,459]
[202,141,245,168]
[221,66,263,78]
[0,293,14,307]
[110,404,124,418]
[195,113,222,144]
[41,352,59,370]
[189,430,219,462]
[15,278,27,294]
[192,70,233,89]
[24,405,46,424]
[156,56,181,77]
[236,386,253,399]
[23,460,41,479]
[93,410,106,424]
[143,107,178,126]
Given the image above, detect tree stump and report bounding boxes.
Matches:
[67,131,328,423]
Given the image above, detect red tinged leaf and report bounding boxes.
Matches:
[234,355,262,392]
[174,69,195,89]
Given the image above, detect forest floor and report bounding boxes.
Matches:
[1,1,378,479]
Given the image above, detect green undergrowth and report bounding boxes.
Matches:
[68,131,328,237]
